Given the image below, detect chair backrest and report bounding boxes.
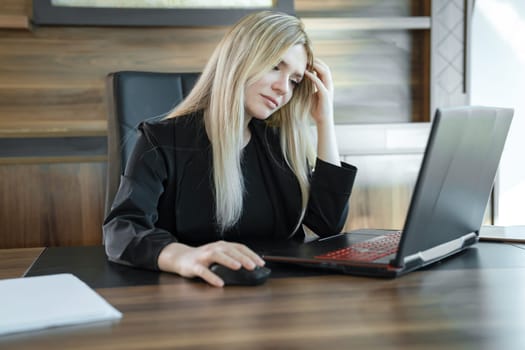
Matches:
[105,71,200,216]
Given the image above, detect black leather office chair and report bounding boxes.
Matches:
[105,71,200,216]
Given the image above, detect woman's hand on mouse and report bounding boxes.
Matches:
[157,241,265,287]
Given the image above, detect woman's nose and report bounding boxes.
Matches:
[272,76,289,95]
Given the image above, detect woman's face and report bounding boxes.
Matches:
[244,44,307,120]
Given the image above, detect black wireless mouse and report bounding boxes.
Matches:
[210,264,271,286]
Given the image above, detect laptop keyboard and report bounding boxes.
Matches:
[315,231,402,262]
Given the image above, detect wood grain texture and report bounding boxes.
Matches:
[0,1,29,29]
[2,248,525,349]
[306,29,429,123]
[0,24,225,136]
[0,247,43,279]
[0,0,432,137]
[296,0,430,16]
[0,0,27,15]
[0,162,106,248]
[343,153,421,231]
[343,152,493,231]
[0,14,29,29]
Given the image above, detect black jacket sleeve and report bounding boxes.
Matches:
[249,120,358,239]
[103,123,177,270]
[303,158,357,237]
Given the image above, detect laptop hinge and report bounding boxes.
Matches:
[403,232,477,266]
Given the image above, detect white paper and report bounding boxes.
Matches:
[0,273,122,336]
[479,225,525,243]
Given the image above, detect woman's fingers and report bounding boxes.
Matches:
[160,241,265,287]
[193,264,225,287]
[228,243,264,270]
[307,58,331,82]
[311,59,329,80]
[304,69,321,90]
[202,241,264,269]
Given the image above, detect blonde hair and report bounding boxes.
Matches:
[167,11,315,233]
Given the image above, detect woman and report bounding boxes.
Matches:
[103,11,357,287]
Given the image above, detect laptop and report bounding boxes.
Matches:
[263,106,514,277]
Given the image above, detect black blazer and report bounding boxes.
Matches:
[103,112,357,270]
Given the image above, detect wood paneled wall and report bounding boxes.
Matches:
[0,23,226,132]
[0,0,431,248]
[0,1,228,248]
[0,162,105,247]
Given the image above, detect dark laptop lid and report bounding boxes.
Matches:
[393,106,513,266]
[263,106,513,277]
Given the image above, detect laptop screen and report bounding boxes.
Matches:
[394,106,513,264]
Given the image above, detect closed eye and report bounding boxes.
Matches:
[273,62,302,87]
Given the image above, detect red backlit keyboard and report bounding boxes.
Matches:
[315,231,402,262]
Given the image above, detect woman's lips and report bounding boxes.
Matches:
[262,95,278,109]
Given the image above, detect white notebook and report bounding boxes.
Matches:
[0,273,122,336]
[479,225,525,243]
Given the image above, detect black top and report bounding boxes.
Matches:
[237,137,275,238]
[103,112,357,270]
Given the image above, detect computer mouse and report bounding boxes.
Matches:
[210,263,271,286]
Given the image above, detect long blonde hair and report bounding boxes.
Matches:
[167,11,315,233]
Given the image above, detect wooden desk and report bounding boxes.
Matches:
[0,247,44,279]
[2,244,525,349]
